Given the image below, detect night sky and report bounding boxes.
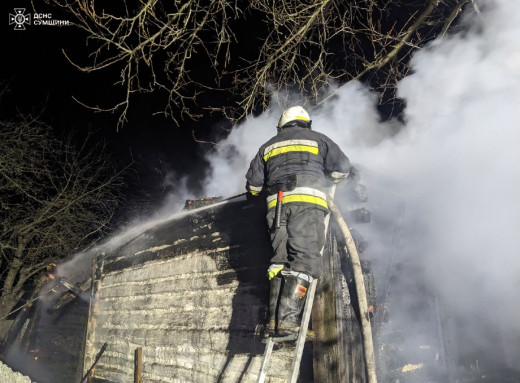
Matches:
[3,2,215,218]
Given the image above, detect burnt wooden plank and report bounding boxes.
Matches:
[134,347,142,383]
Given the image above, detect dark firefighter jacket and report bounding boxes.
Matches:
[245,125,351,210]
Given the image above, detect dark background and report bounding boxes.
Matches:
[2,1,218,220]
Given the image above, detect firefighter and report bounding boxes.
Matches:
[245,106,351,338]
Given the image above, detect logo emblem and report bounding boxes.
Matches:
[9,8,31,30]
[295,284,307,299]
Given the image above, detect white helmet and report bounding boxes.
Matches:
[277,106,311,129]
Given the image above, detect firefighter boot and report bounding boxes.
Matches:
[276,273,311,338]
[265,273,282,338]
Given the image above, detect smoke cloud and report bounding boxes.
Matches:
[390,0,520,374]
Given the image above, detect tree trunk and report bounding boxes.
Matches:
[0,239,26,341]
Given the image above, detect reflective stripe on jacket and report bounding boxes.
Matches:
[245,125,351,198]
[266,187,328,210]
[263,139,319,161]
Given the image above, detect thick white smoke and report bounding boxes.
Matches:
[395,0,520,308]
[390,0,520,372]
[202,0,520,375]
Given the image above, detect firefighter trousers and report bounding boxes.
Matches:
[266,203,327,278]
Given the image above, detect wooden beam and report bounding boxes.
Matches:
[80,342,108,383]
[134,347,143,383]
[328,197,378,383]
[312,185,349,382]
[312,234,345,382]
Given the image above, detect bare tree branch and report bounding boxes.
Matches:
[43,0,471,128]
[0,116,127,330]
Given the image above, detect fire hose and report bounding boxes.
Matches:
[327,195,378,383]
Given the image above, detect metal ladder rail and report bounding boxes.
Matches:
[256,278,318,383]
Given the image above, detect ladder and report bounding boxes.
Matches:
[256,278,318,383]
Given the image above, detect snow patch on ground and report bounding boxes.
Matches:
[0,360,34,383]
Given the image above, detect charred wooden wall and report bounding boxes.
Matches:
[82,198,317,382]
[0,272,90,383]
[82,197,368,383]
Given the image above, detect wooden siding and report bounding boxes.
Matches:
[83,199,315,383]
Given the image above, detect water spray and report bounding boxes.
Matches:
[1,192,250,321]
